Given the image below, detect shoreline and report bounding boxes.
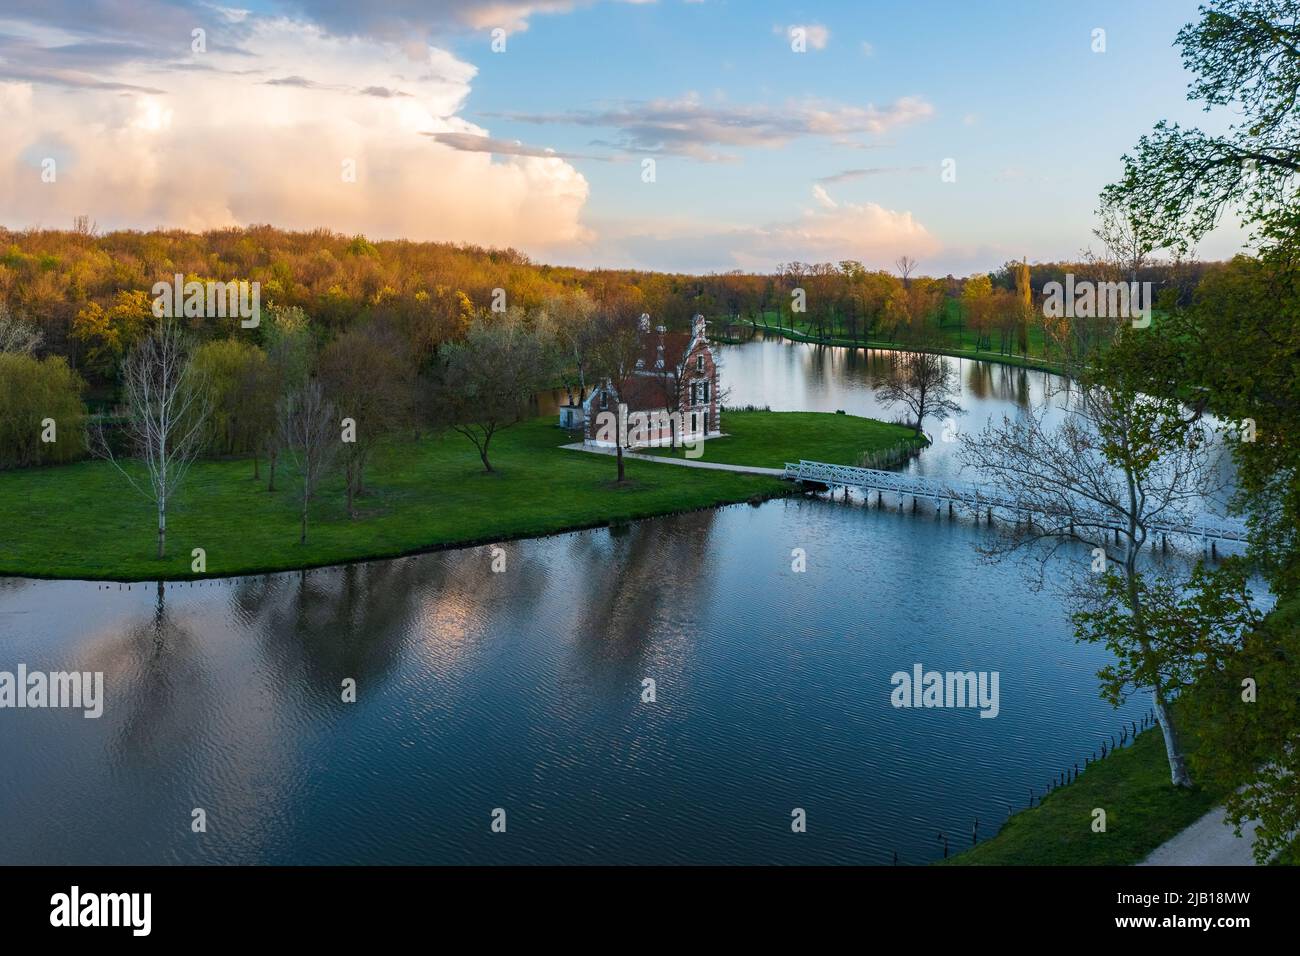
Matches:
[744,320,1071,375]
[5,410,918,584]
[1,486,799,586]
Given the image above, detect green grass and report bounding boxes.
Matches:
[642,410,922,469]
[942,728,1228,865]
[0,415,798,581]
[747,316,1068,374]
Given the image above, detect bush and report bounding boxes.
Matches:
[0,353,87,468]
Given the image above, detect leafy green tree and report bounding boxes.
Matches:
[433,310,554,473]
[1104,0,1300,252]
[0,353,86,468]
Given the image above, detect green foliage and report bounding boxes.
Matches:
[1072,561,1266,709]
[0,353,86,468]
[190,338,275,456]
[1182,593,1300,862]
[1104,0,1300,252]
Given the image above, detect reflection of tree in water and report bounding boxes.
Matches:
[228,544,555,696]
[965,360,992,401]
[229,561,423,698]
[568,510,720,685]
[91,581,209,766]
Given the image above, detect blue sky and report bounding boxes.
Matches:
[0,0,1247,275]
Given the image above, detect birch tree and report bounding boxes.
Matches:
[94,321,209,559]
[959,383,1224,786]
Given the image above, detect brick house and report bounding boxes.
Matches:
[583,314,721,448]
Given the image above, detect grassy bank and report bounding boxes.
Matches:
[746,317,1069,374]
[942,728,1227,865]
[0,410,903,581]
[643,410,922,469]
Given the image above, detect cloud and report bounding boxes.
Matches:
[558,200,939,273]
[817,165,928,184]
[0,14,592,253]
[811,184,837,209]
[495,94,935,159]
[423,131,609,161]
[269,1,654,39]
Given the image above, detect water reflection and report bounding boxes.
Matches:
[0,340,1235,865]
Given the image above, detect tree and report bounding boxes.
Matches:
[1094,197,1163,284]
[1011,259,1032,356]
[895,255,917,288]
[0,353,86,467]
[1101,0,1300,823]
[1179,587,1300,861]
[434,311,553,473]
[72,290,153,379]
[588,306,645,483]
[0,303,43,355]
[261,305,315,492]
[873,349,962,439]
[278,380,338,544]
[93,322,210,559]
[191,339,275,467]
[960,274,993,351]
[318,322,416,516]
[1103,0,1300,253]
[958,379,1223,786]
[539,290,600,405]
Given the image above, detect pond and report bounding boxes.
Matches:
[0,339,1226,864]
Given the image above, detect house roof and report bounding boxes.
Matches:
[637,331,691,373]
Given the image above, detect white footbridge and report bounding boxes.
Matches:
[782,459,1249,548]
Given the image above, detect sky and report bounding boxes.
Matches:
[0,0,1250,276]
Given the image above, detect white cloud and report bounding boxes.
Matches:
[0,15,592,252]
[557,200,939,273]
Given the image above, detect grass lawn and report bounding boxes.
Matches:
[0,415,794,581]
[0,409,900,581]
[643,410,922,469]
[942,728,1228,865]
[749,317,1067,373]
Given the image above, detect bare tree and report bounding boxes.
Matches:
[278,380,338,544]
[958,384,1223,787]
[318,322,416,516]
[93,321,209,559]
[873,349,962,439]
[589,306,644,483]
[1094,197,1164,284]
[894,255,917,288]
[0,303,42,355]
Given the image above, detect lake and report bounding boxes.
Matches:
[0,338,1222,864]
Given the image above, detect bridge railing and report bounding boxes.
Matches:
[783,459,1248,543]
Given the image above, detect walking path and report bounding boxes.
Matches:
[1138,806,1264,866]
[560,442,785,476]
